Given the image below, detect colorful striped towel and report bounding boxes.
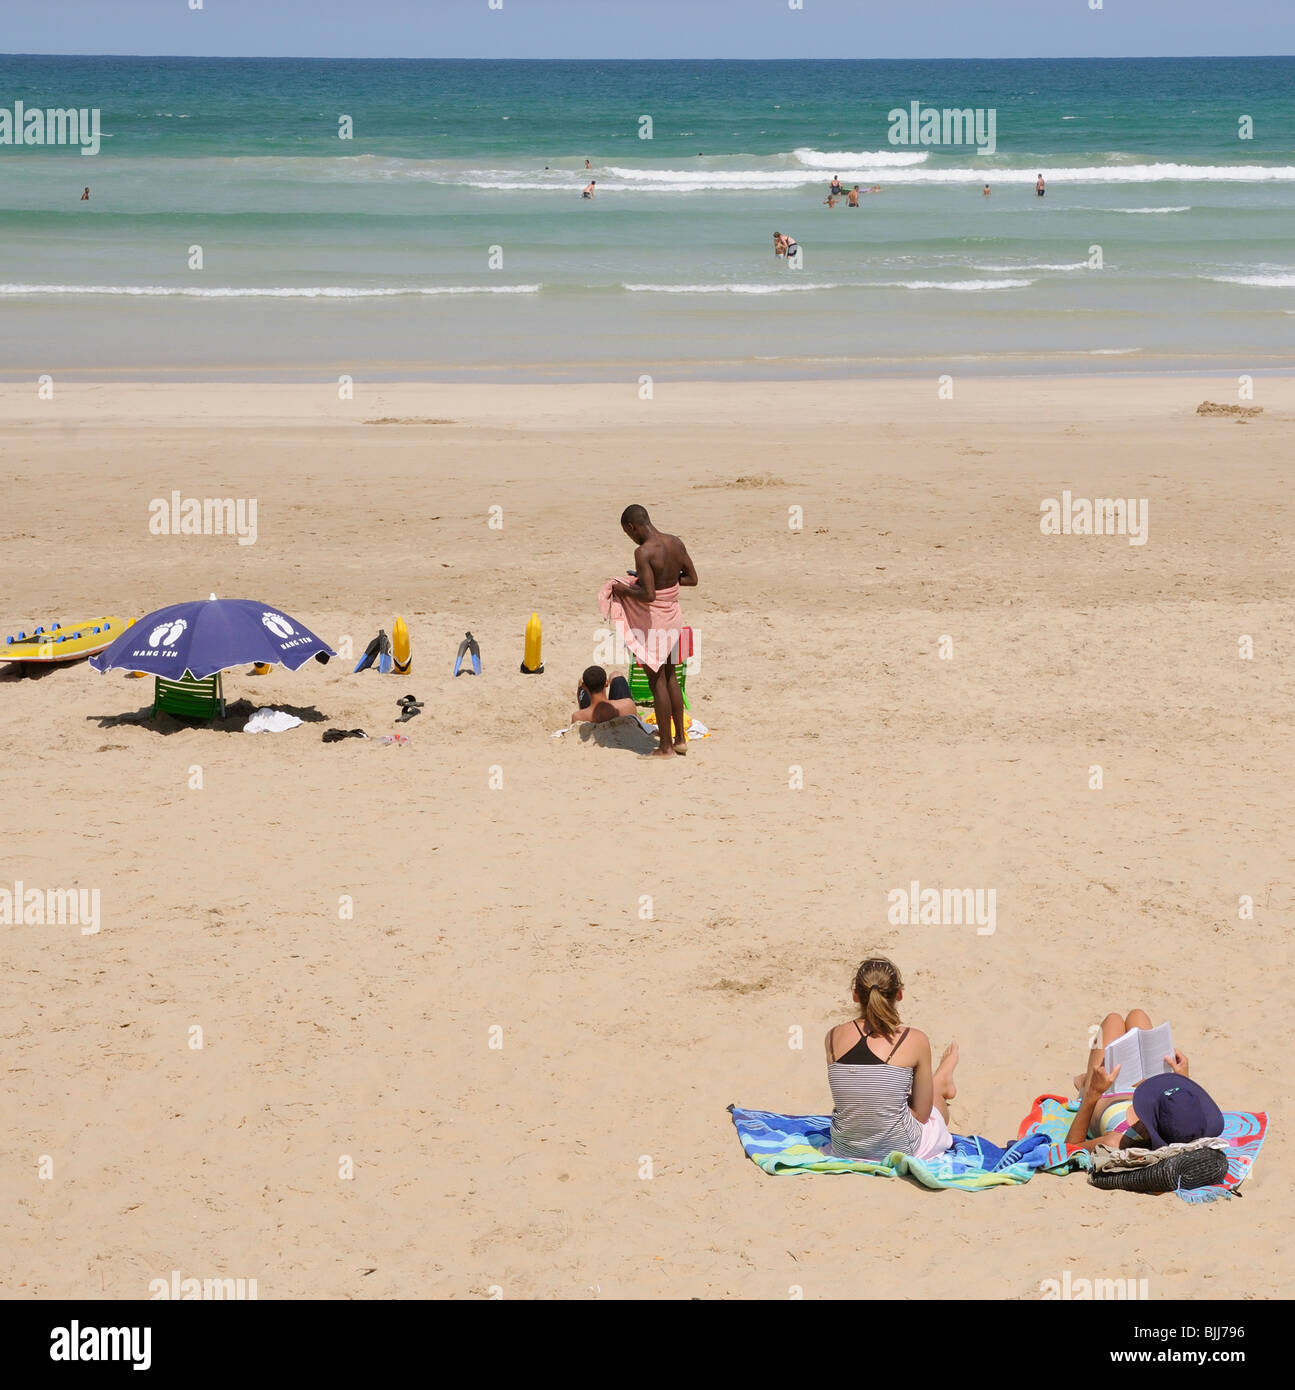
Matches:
[1017,1094,1268,1204]
[728,1104,1085,1191]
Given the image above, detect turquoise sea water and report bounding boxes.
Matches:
[0,56,1293,378]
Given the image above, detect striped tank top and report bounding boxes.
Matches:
[828,1023,922,1160]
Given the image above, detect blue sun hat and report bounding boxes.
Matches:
[1132,1075,1224,1150]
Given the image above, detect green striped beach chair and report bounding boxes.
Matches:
[154,672,225,721]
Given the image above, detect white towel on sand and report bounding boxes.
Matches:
[243,707,303,734]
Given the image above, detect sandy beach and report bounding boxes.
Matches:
[2,375,1290,1300]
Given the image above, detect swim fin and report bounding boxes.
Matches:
[354,629,391,673]
[453,631,481,677]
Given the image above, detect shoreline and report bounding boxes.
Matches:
[2,371,1293,426]
[5,359,1295,386]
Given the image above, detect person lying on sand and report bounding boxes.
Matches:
[600,504,697,758]
[825,956,959,1162]
[1063,1008,1223,1152]
[570,665,637,724]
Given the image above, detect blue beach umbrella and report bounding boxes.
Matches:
[90,595,335,680]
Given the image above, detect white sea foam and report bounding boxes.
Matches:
[1209,273,1295,287]
[621,278,1031,294]
[883,278,1034,291]
[0,283,543,298]
[1111,205,1192,214]
[1090,348,1142,355]
[622,282,842,294]
[192,152,1295,191]
[972,262,1091,272]
[793,147,930,168]
[602,166,836,187]
[558,163,1294,191]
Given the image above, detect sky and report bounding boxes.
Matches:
[3,0,1293,60]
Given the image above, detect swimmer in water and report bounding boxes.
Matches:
[1036,173,1046,198]
[583,180,596,198]
[847,186,860,207]
[80,186,90,200]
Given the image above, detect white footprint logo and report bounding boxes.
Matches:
[148,618,187,647]
[261,612,295,639]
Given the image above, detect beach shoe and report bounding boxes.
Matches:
[322,728,368,742]
[1089,1145,1229,1194]
[396,694,423,723]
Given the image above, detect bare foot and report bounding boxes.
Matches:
[651,746,675,758]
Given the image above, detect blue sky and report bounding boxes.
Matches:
[4,0,1293,60]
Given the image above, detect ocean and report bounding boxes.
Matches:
[1,55,1292,378]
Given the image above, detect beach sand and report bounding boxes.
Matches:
[1,376,1290,1300]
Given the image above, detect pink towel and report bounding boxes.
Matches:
[598,576,684,672]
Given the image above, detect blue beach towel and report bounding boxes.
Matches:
[728,1104,1084,1191]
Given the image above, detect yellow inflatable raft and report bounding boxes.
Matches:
[4,616,127,664]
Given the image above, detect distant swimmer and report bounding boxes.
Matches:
[867,184,882,194]
[1036,173,1046,198]
[829,175,843,196]
[585,159,592,169]
[80,186,89,200]
[983,183,991,196]
[823,195,839,208]
[583,180,596,198]
[847,185,860,207]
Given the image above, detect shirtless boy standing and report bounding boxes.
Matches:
[612,505,698,757]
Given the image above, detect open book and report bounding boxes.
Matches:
[1103,1022,1174,1093]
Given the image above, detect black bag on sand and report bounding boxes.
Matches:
[1089,1145,1229,1194]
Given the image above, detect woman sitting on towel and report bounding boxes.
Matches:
[825,956,959,1162]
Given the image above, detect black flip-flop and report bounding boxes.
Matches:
[396,704,422,723]
[397,694,422,707]
[1089,1145,1229,1194]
